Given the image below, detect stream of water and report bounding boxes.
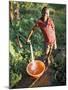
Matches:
[29,40,36,70]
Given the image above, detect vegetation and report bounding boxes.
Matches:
[9,1,66,88]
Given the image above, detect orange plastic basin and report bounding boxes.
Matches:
[26,60,46,78]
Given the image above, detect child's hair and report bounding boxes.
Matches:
[41,6,49,16]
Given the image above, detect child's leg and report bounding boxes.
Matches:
[44,44,54,65]
[47,44,54,64]
[44,44,51,63]
[46,45,51,55]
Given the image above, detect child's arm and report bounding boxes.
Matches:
[26,25,36,42]
[51,19,55,30]
[54,40,57,49]
[51,19,57,49]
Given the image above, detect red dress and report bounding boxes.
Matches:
[36,17,56,45]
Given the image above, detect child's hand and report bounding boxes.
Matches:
[26,39,31,43]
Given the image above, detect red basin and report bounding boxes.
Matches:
[26,60,46,78]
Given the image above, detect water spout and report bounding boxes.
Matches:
[29,40,34,63]
[29,40,37,70]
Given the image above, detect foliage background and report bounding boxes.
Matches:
[9,1,66,88]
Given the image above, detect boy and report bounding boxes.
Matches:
[26,7,57,65]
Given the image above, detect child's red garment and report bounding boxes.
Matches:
[36,17,56,45]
